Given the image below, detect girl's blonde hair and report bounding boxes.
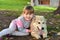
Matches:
[22,5,34,14]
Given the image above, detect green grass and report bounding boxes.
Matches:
[0,0,30,11]
[0,0,57,12]
[54,15,60,18]
[34,6,57,12]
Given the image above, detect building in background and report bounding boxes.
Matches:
[31,0,59,7]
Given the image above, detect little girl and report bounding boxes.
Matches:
[0,5,34,40]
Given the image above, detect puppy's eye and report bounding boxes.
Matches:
[42,22,45,24]
[38,22,40,24]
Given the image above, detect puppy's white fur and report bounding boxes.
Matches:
[30,15,47,39]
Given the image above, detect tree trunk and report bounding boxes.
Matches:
[53,0,60,15]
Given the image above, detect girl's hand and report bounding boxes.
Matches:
[28,30,31,33]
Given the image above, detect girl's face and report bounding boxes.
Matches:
[23,10,34,21]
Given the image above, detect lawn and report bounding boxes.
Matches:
[0,0,57,12]
[34,6,57,12]
[0,0,30,11]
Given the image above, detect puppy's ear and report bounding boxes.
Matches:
[30,16,36,30]
[30,16,36,26]
[31,16,36,23]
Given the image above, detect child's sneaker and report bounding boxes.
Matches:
[0,38,2,40]
[6,34,14,40]
[6,34,11,40]
[6,34,11,38]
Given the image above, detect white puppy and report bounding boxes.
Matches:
[30,15,47,39]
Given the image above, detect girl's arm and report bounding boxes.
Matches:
[16,20,31,33]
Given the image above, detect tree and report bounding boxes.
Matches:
[53,0,60,15]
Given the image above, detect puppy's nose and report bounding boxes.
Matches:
[42,27,44,30]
